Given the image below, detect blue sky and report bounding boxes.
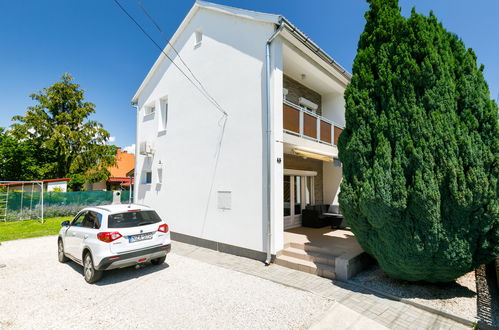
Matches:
[1,0,497,149]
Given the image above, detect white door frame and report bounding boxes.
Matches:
[283,169,317,229]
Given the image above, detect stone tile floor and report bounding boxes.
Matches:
[173,240,472,329]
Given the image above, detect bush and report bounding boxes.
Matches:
[6,204,88,222]
[339,0,499,282]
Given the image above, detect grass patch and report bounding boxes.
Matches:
[0,217,72,242]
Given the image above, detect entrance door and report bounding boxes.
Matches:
[283,174,314,229]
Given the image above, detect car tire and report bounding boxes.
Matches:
[151,256,166,265]
[83,252,103,284]
[58,239,69,263]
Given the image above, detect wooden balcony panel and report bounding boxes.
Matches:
[283,104,300,134]
[334,126,343,145]
[303,113,317,139]
[320,120,332,144]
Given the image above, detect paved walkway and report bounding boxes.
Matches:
[172,241,471,330]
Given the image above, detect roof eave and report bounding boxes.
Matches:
[131,1,280,105]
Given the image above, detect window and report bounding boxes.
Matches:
[108,210,162,228]
[144,171,152,184]
[82,211,102,229]
[144,104,155,116]
[71,211,87,227]
[195,29,202,48]
[158,98,168,131]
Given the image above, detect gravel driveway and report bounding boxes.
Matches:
[0,236,333,329]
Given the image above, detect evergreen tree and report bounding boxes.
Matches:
[338,0,498,282]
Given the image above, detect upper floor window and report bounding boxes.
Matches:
[144,104,155,116]
[195,29,202,48]
[158,97,168,132]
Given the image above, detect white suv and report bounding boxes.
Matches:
[58,204,171,283]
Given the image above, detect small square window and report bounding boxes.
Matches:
[144,105,155,116]
[144,171,152,184]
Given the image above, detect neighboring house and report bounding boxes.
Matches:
[85,148,135,191]
[132,1,350,261]
[1,178,70,192]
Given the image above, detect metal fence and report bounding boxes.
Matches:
[1,190,132,222]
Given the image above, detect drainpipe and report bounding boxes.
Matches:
[132,103,139,204]
[264,20,285,265]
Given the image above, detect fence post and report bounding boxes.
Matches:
[40,182,44,224]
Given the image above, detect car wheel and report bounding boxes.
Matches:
[151,256,166,265]
[83,252,103,284]
[58,239,68,263]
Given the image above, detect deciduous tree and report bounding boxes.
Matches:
[11,74,116,190]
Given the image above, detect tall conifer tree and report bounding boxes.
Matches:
[339,0,498,281]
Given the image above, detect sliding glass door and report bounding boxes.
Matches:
[284,174,315,229]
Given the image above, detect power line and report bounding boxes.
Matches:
[112,0,227,116]
[135,0,224,112]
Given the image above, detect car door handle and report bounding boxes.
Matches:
[72,232,76,236]
[84,235,88,239]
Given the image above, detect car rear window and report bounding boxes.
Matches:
[108,210,162,228]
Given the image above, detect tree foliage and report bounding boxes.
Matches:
[0,127,41,181]
[338,0,499,282]
[10,74,116,190]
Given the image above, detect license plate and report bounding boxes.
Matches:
[128,232,153,243]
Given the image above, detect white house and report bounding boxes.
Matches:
[132,1,351,267]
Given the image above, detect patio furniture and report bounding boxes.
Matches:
[302,204,343,228]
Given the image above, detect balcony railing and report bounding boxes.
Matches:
[283,100,344,146]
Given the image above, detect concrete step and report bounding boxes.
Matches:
[289,242,345,257]
[275,254,336,280]
[280,247,335,266]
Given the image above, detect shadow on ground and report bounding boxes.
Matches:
[476,263,499,329]
[350,264,476,300]
[63,260,169,285]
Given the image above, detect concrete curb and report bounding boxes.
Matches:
[345,281,476,328]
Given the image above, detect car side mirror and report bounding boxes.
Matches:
[61,221,70,227]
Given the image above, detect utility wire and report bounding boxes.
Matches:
[135,0,224,113]
[112,0,227,116]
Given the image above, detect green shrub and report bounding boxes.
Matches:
[339,0,498,282]
[6,204,87,222]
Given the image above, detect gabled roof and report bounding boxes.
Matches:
[108,148,135,178]
[131,1,350,104]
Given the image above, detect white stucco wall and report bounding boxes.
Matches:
[322,92,346,127]
[323,162,342,205]
[134,8,277,253]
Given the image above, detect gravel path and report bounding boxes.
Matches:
[350,264,477,322]
[0,236,333,329]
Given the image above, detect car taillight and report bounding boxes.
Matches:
[158,223,169,233]
[97,232,122,243]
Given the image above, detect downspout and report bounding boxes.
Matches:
[264,20,285,265]
[132,103,139,204]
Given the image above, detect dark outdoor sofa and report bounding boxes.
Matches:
[302,204,343,229]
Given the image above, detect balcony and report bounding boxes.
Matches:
[283,100,343,146]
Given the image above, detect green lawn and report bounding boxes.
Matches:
[0,217,72,242]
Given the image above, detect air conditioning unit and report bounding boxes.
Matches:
[139,141,155,156]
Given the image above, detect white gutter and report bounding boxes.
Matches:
[132,104,139,203]
[264,21,285,265]
[279,17,351,81]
